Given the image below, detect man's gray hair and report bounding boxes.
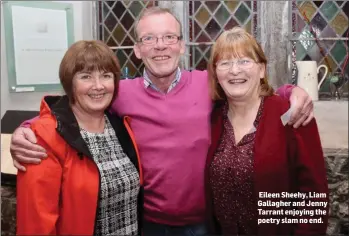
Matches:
[133,6,183,41]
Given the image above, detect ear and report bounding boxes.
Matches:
[134,44,142,59]
[180,39,185,55]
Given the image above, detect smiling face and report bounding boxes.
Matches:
[216,57,265,101]
[134,12,185,79]
[59,40,120,106]
[72,70,115,115]
[208,27,274,101]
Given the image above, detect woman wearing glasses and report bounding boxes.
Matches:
[204,27,329,235]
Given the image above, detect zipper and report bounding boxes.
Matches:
[74,152,101,235]
[123,116,144,236]
[92,161,101,235]
[76,144,101,235]
[123,116,143,185]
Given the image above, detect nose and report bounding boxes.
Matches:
[228,62,241,74]
[154,37,167,50]
[93,77,104,90]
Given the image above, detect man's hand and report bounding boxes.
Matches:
[288,86,314,128]
[10,127,47,171]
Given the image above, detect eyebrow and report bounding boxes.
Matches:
[140,32,179,37]
[218,56,250,61]
[76,71,90,74]
[77,70,112,74]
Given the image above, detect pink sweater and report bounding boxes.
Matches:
[113,70,212,225]
[112,73,293,225]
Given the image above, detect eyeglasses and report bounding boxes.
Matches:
[138,34,182,45]
[216,59,255,71]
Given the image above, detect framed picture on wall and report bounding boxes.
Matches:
[3,1,74,93]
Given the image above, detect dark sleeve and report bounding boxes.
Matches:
[290,119,329,235]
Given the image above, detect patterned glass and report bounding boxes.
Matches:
[189,1,258,70]
[292,0,348,92]
[98,1,158,78]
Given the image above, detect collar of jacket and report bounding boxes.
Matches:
[43,96,136,164]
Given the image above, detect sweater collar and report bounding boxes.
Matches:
[143,67,181,93]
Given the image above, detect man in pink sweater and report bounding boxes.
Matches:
[11,7,314,236]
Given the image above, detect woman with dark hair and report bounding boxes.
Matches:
[17,40,143,236]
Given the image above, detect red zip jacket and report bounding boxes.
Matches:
[17,96,144,235]
[205,95,329,235]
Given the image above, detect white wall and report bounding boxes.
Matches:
[1,1,94,118]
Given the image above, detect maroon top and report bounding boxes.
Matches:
[209,99,264,235]
[205,95,329,236]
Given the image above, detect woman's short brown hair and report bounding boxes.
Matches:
[208,27,274,101]
[59,40,121,103]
